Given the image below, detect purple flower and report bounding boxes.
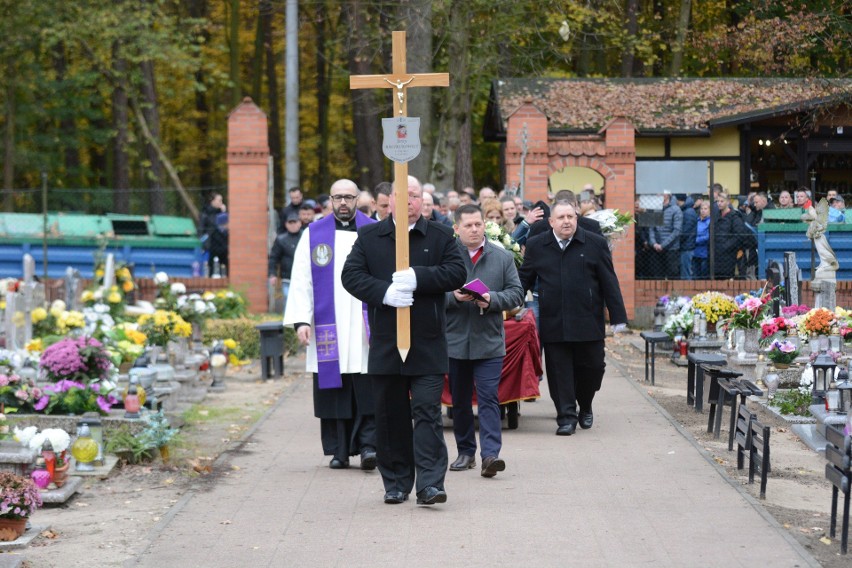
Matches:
[0,375,8,387]
[33,396,49,411]
[96,396,113,414]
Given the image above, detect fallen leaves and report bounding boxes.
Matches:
[189,457,214,475]
[40,529,59,539]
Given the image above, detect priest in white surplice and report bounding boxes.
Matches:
[283,179,377,470]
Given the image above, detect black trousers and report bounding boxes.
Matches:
[371,374,447,495]
[542,340,606,426]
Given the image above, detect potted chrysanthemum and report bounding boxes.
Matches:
[0,471,42,540]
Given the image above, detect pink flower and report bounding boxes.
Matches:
[14,390,27,401]
[743,297,763,312]
[0,375,7,387]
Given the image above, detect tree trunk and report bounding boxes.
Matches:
[669,0,691,76]
[188,0,213,191]
[345,0,384,191]
[314,4,332,193]
[229,0,241,107]
[112,44,130,213]
[621,0,640,77]
[251,2,265,103]
[2,78,14,212]
[262,0,283,197]
[52,43,81,182]
[398,0,433,184]
[140,59,165,215]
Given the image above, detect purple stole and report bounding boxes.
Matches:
[310,211,375,389]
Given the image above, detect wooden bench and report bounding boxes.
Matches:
[825,425,851,555]
[735,404,771,499]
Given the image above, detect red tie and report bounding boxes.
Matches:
[471,246,484,265]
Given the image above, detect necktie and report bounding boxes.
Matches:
[560,239,568,250]
[471,246,484,264]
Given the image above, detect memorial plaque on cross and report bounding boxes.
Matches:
[349,30,449,361]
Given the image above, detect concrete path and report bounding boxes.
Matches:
[129,364,819,568]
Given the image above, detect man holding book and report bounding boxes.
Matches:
[446,204,524,477]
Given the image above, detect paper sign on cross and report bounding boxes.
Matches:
[349,30,449,362]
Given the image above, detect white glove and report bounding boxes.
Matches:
[612,323,628,334]
[383,283,414,308]
[392,268,417,291]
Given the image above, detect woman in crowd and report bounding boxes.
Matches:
[482,199,514,234]
[692,201,711,279]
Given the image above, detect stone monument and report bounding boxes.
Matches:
[803,199,838,311]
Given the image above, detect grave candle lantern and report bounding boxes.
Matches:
[812,350,836,402]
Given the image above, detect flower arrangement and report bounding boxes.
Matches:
[32,380,118,416]
[222,338,251,366]
[765,339,799,366]
[586,209,634,238]
[729,294,769,330]
[0,471,42,519]
[137,310,192,347]
[176,293,217,326]
[21,426,72,468]
[207,290,248,319]
[30,300,85,338]
[483,221,523,267]
[0,373,30,410]
[691,292,737,325]
[103,323,147,365]
[761,317,795,340]
[40,336,112,385]
[802,307,835,336]
[781,304,810,317]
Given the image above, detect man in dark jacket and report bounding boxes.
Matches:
[342,176,467,506]
[713,192,748,279]
[278,187,304,233]
[518,200,627,436]
[446,204,524,478]
[268,212,304,310]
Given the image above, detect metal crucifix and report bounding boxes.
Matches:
[349,30,449,361]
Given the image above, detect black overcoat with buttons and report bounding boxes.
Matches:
[518,226,627,342]
[342,215,467,376]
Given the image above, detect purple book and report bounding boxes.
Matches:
[460,278,489,302]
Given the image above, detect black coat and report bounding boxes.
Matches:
[342,216,467,375]
[518,227,627,342]
[268,229,304,279]
[713,207,748,276]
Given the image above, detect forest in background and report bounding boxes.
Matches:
[0,0,848,219]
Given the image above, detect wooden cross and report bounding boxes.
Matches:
[349,30,449,362]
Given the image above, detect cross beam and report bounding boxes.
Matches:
[349,30,449,362]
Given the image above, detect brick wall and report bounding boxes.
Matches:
[226,98,270,314]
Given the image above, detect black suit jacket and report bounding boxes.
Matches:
[342,215,467,375]
[518,226,627,342]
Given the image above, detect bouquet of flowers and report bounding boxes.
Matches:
[0,373,28,411]
[586,209,634,238]
[40,336,112,385]
[781,304,810,317]
[691,292,737,325]
[176,293,217,326]
[802,307,835,336]
[103,323,147,365]
[30,300,85,338]
[765,339,799,366]
[0,471,42,520]
[663,310,693,339]
[137,310,192,347]
[207,290,248,319]
[484,221,523,267]
[32,380,118,415]
[152,272,186,311]
[222,338,250,366]
[22,427,71,466]
[729,294,769,330]
[761,316,796,340]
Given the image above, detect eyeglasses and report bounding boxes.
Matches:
[330,195,357,203]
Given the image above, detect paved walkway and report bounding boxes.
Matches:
[129,362,819,568]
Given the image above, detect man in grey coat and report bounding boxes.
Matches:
[446,204,524,478]
[649,190,683,279]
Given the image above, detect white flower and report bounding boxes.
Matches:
[50,299,66,316]
[13,426,37,446]
[28,428,71,453]
[93,289,103,300]
[170,283,186,295]
[799,366,814,388]
[154,272,169,285]
[210,353,228,368]
[202,292,215,301]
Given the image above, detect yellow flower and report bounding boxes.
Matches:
[95,269,104,278]
[107,292,122,304]
[31,307,48,323]
[122,280,134,292]
[223,338,237,350]
[118,267,131,279]
[25,338,43,352]
[202,291,215,300]
[0,301,5,310]
[81,290,94,302]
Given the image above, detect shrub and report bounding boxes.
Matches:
[203,315,297,359]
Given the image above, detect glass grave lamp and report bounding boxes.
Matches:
[812,350,837,403]
[79,413,104,466]
[653,301,666,332]
[30,456,51,490]
[836,367,852,414]
[829,325,842,352]
[124,384,142,419]
[71,424,99,472]
[209,341,229,389]
[41,438,56,483]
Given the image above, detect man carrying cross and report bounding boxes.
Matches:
[342,176,466,505]
[284,179,377,470]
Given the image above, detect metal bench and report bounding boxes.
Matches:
[639,331,669,386]
[735,404,771,499]
[825,425,851,555]
[686,352,727,411]
[705,369,743,439]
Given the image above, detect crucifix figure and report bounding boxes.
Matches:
[349,31,449,360]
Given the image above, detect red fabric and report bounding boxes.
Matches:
[442,309,542,406]
[470,246,483,265]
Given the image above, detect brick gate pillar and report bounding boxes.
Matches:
[227,98,270,314]
[505,100,550,204]
[602,118,636,321]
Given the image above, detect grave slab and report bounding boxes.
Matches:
[40,476,82,505]
[0,525,49,552]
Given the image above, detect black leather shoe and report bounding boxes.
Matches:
[449,454,476,471]
[360,450,377,470]
[556,422,577,436]
[579,409,594,429]
[481,456,506,478]
[329,457,349,469]
[383,491,408,504]
[415,486,447,505]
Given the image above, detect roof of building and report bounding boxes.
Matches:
[484,77,852,138]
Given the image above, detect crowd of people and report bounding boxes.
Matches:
[635,184,847,280]
[276,176,626,506]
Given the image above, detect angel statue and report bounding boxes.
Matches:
[802,198,839,282]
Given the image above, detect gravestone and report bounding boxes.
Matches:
[20,255,45,346]
[812,280,837,311]
[766,260,782,317]
[64,267,80,310]
[784,252,801,307]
